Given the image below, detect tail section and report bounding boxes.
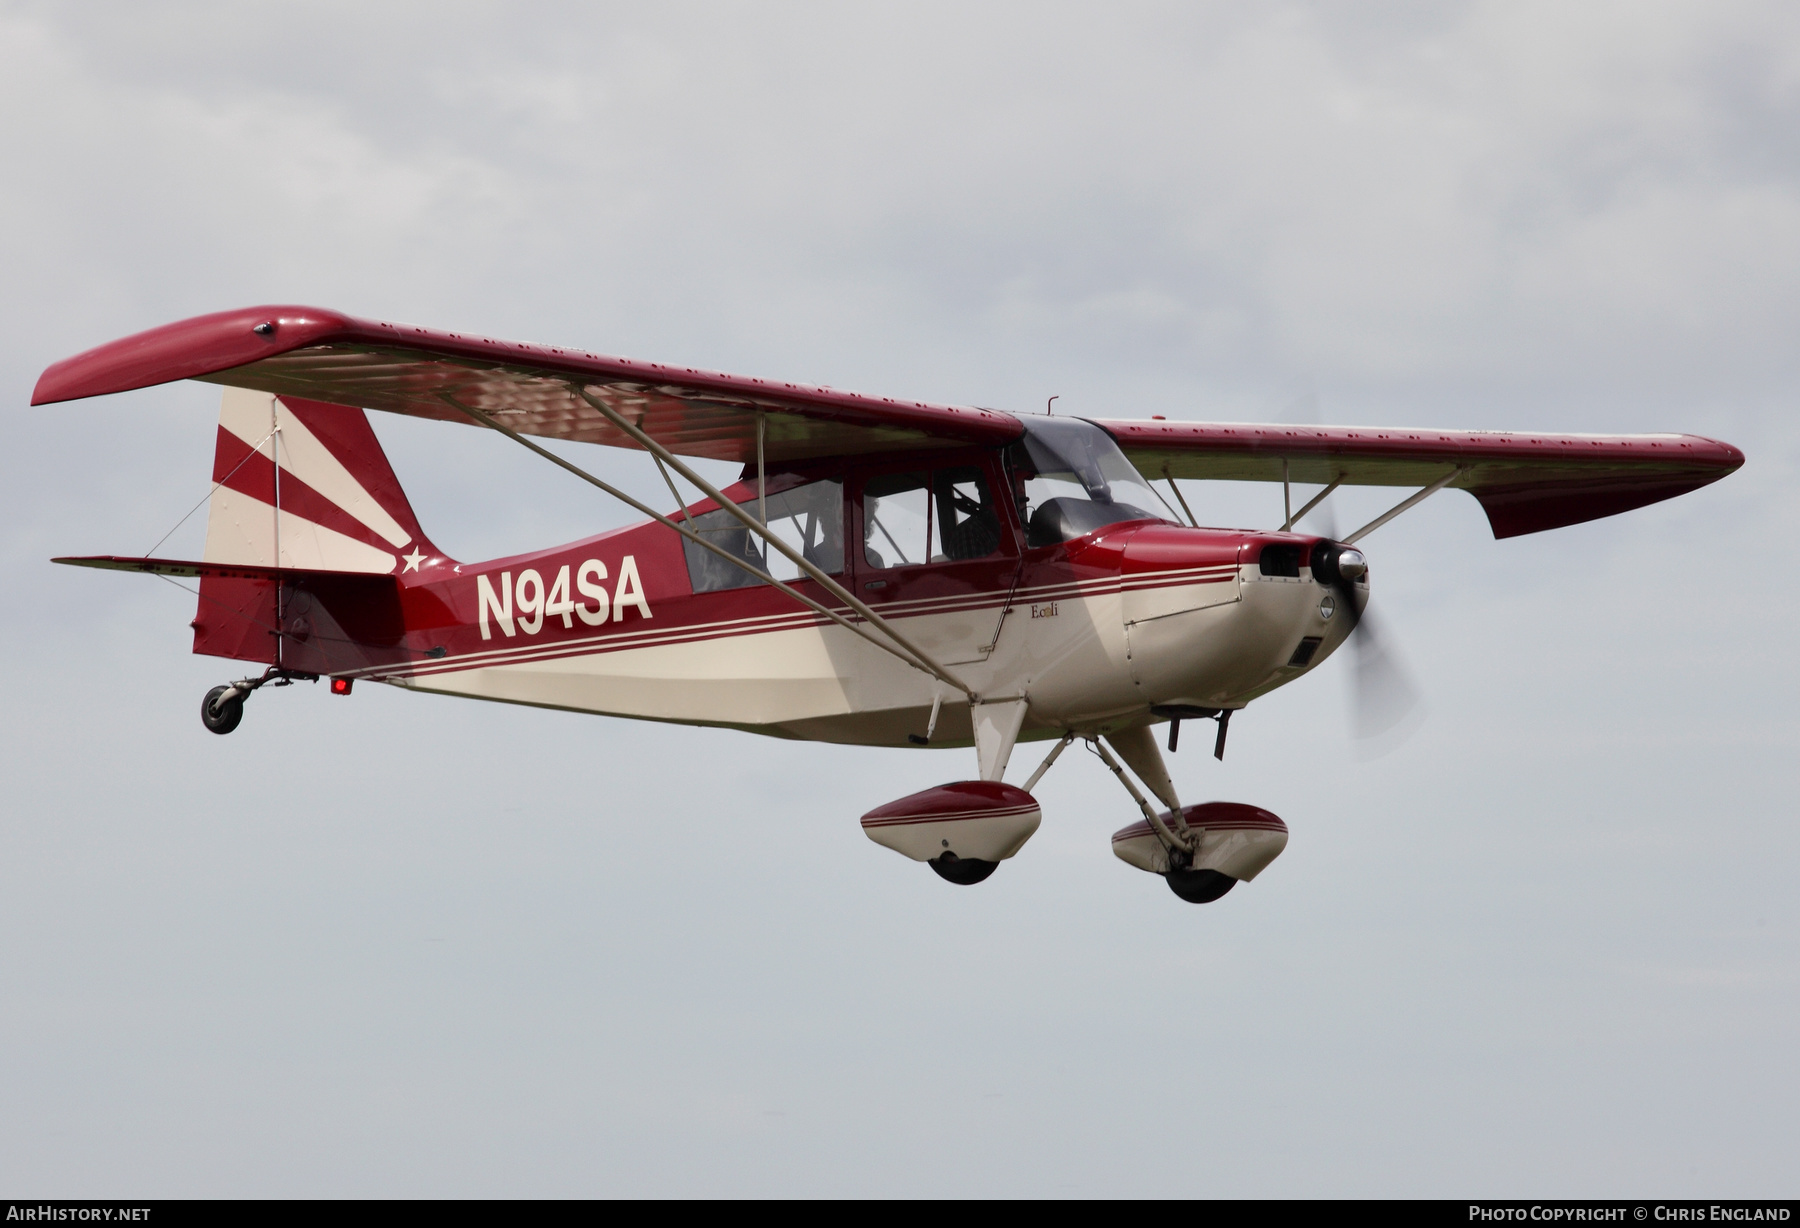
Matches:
[194,388,447,668]
[204,386,440,573]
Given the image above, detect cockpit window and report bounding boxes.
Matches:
[682,477,843,593]
[1007,417,1169,547]
[862,466,1004,569]
[932,466,1002,561]
[862,472,929,569]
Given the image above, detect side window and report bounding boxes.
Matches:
[862,472,930,570]
[682,478,843,593]
[931,466,1001,562]
[861,465,1005,570]
[764,478,844,575]
[683,511,762,593]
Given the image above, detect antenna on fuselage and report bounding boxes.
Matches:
[1047,395,1058,416]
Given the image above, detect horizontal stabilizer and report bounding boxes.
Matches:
[56,555,420,674]
[52,554,396,585]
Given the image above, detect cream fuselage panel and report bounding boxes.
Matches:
[396,553,1359,746]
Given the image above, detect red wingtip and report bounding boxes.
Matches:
[31,305,357,405]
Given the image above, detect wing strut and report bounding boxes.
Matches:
[1282,473,1345,532]
[439,394,964,691]
[567,383,979,700]
[1160,464,1198,527]
[1345,467,1466,544]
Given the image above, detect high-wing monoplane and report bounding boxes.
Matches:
[34,306,1743,902]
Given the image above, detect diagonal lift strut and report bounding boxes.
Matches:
[566,382,978,700]
[439,393,963,690]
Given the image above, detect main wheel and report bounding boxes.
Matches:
[201,685,244,735]
[1166,868,1236,903]
[929,852,998,885]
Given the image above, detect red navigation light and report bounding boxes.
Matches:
[330,677,353,695]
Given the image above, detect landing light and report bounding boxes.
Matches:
[1319,595,1337,620]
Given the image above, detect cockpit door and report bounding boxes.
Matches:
[850,453,1022,666]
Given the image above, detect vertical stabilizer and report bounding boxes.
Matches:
[203,387,441,573]
[195,388,447,666]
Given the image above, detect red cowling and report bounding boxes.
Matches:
[1116,522,1245,576]
[860,780,1042,863]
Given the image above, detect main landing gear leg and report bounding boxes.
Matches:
[1092,728,1237,903]
[200,667,319,735]
[1088,735,1194,866]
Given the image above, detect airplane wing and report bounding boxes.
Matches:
[32,306,1741,537]
[1097,418,1743,538]
[30,305,1023,464]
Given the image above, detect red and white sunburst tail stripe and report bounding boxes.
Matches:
[192,386,451,665]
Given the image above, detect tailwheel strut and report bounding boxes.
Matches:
[200,667,319,735]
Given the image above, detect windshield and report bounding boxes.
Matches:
[1007,416,1169,547]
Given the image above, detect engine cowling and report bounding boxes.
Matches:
[862,781,1042,885]
[1111,802,1288,903]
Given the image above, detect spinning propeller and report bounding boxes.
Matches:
[1275,391,1424,748]
[1307,498,1424,750]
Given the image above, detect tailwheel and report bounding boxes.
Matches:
[201,685,244,735]
[198,667,319,736]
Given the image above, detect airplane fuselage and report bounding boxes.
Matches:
[194,444,1365,748]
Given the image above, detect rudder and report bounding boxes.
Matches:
[194,387,446,667]
[204,386,443,573]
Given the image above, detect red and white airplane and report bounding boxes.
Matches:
[34,306,1743,902]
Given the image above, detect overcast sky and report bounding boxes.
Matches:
[2,1,1795,1197]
